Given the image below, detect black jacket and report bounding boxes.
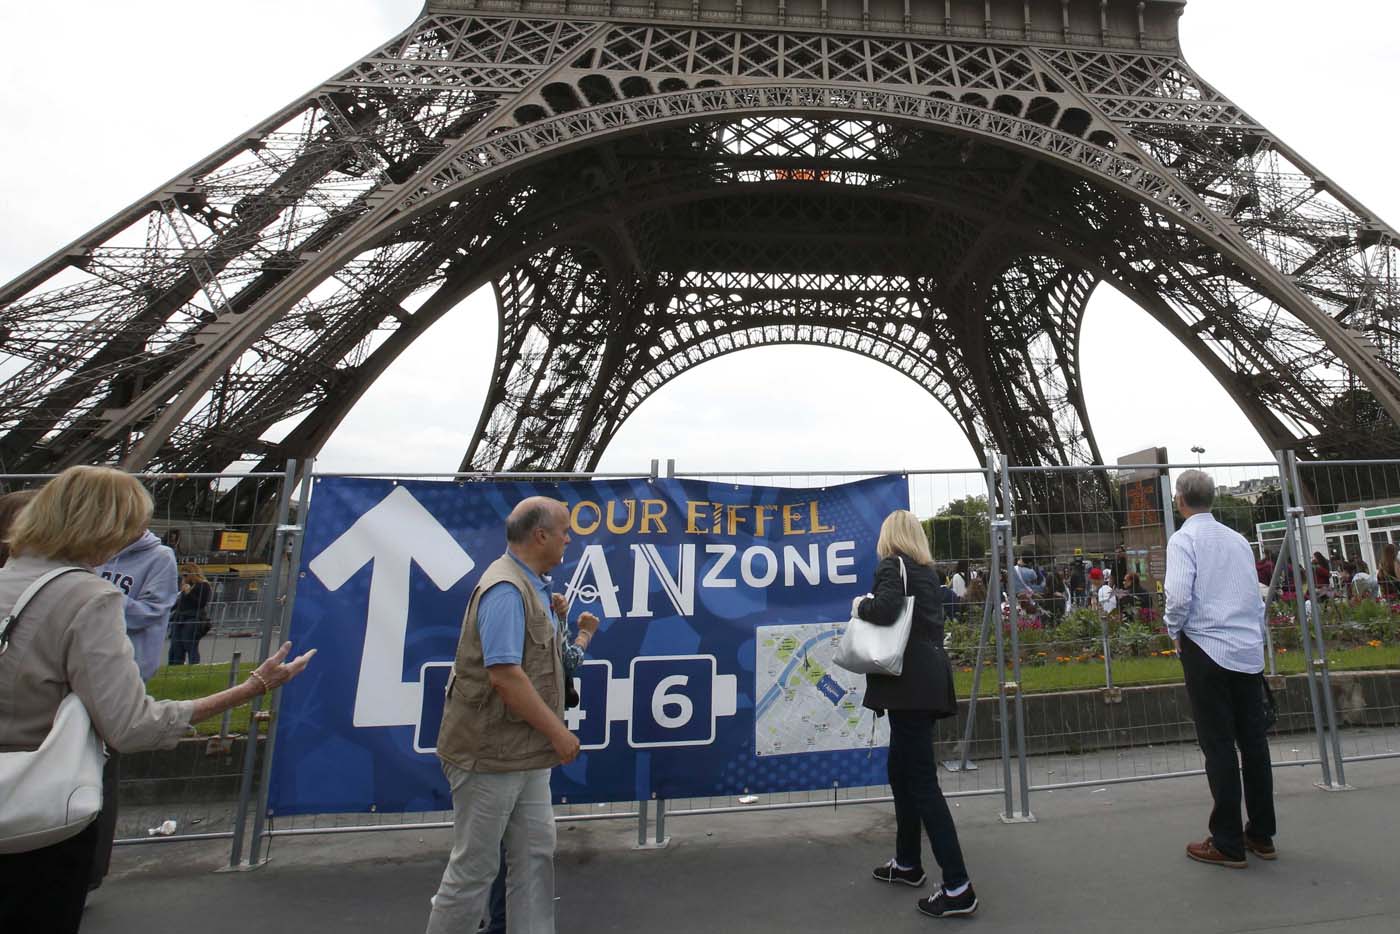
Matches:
[857,553,954,715]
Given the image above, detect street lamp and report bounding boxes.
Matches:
[1190,445,1205,466]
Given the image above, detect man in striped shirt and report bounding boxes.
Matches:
[1164,470,1277,869]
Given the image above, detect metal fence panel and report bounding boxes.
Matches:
[1292,458,1400,773]
[998,458,1339,801]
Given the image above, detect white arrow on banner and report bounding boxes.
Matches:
[308,485,476,728]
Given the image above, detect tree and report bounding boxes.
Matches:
[1251,487,1284,528]
[1212,493,1256,537]
[923,495,991,562]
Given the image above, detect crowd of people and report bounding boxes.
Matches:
[927,547,1158,629]
[2,468,1283,932]
[1253,545,1400,605]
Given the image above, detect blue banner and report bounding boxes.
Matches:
[268,474,908,816]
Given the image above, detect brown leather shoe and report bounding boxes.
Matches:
[1245,836,1278,860]
[1186,837,1247,869]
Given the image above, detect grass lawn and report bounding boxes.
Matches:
[148,662,256,736]
[950,643,1400,697]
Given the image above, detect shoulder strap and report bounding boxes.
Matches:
[897,556,908,596]
[0,566,88,655]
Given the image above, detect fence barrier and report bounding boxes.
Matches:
[8,450,1400,868]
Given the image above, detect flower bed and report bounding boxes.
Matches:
[942,597,1400,695]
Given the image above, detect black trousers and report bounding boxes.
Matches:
[0,819,99,934]
[887,710,969,888]
[1180,635,1277,860]
[90,753,120,889]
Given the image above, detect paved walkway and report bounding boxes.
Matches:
[85,758,1400,933]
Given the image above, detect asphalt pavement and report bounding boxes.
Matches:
[83,757,1400,934]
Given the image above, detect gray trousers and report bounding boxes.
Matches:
[424,764,556,934]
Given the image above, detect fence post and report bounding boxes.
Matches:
[212,651,242,754]
[653,796,668,846]
[245,461,317,864]
[635,457,661,843]
[1262,525,1293,678]
[1100,615,1115,692]
[942,457,999,773]
[983,455,1014,817]
[998,455,1035,823]
[1285,452,1350,790]
[228,459,298,868]
[1276,451,1340,791]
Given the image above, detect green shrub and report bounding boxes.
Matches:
[1064,608,1102,641]
[1114,620,1153,657]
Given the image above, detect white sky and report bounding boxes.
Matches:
[1,1,1396,483]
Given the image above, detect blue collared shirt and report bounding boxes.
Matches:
[477,553,554,667]
[1164,512,1267,674]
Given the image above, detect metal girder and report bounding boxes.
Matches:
[2,3,1399,479]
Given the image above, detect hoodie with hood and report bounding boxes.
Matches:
[96,531,179,680]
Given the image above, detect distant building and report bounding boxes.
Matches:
[1215,476,1279,504]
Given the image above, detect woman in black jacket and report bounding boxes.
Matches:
[855,510,977,918]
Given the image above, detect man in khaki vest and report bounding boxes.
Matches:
[426,497,581,934]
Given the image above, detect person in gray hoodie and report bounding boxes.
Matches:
[90,528,179,890]
[96,529,179,682]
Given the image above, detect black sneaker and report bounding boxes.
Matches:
[917,884,978,918]
[872,859,927,887]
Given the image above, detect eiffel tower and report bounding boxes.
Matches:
[2,0,1397,497]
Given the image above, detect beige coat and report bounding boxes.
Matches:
[436,554,564,773]
[0,555,193,753]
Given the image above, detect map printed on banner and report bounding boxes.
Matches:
[267,474,908,817]
[754,624,888,757]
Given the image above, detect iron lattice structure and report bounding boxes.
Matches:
[3,0,1400,491]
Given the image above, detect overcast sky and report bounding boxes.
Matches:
[1,1,1395,491]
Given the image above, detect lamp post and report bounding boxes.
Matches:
[1190,445,1205,466]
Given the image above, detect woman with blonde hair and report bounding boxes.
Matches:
[855,509,977,918]
[169,563,214,665]
[0,466,315,932]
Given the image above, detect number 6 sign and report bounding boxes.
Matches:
[628,656,718,748]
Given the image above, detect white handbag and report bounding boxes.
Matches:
[0,566,107,855]
[833,556,915,677]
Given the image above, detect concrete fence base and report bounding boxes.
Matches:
[119,671,1400,807]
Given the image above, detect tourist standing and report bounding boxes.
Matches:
[1069,559,1086,608]
[860,510,976,918]
[96,528,178,682]
[168,564,214,665]
[91,520,179,891]
[425,497,582,934]
[1378,543,1400,598]
[1310,553,1332,602]
[949,559,969,601]
[1164,470,1275,869]
[0,466,314,932]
